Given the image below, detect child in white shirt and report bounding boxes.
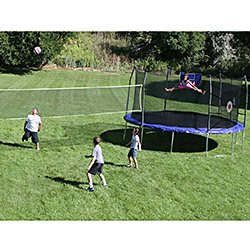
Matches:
[127,128,141,170]
[22,107,42,151]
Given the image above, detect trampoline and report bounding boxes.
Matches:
[123,67,248,156]
[124,110,245,135]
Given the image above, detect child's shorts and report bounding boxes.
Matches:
[88,162,104,175]
[22,129,39,144]
[127,148,137,159]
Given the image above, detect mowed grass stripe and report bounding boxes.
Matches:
[0,69,130,89]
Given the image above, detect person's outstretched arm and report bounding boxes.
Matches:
[23,121,28,131]
[38,122,42,132]
[138,140,142,151]
[87,156,96,171]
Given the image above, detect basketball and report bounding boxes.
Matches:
[33,46,42,55]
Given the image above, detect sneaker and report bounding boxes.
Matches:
[86,187,94,192]
[103,183,108,187]
[127,164,132,167]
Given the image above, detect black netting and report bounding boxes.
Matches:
[0,86,136,119]
[132,85,142,111]
[210,76,243,121]
[126,68,247,132]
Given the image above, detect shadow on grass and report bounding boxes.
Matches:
[42,122,120,149]
[101,128,218,153]
[41,122,217,153]
[0,66,41,75]
[0,140,33,149]
[45,176,88,190]
[105,161,128,168]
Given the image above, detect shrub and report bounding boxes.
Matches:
[51,33,101,68]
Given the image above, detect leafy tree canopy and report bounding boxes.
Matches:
[0,32,73,69]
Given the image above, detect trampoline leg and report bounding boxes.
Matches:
[242,131,245,149]
[141,126,144,149]
[123,122,128,140]
[235,133,239,145]
[231,133,234,159]
[170,131,175,153]
[205,133,209,157]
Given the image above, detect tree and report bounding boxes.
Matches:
[0,32,73,69]
[127,32,206,71]
[203,32,236,72]
[229,32,250,77]
[202,32,250,77]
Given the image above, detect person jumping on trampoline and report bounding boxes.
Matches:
[165,72,206,94]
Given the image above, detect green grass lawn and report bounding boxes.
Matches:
[0,69,250,220]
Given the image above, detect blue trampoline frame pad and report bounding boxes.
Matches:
[124,111,245,135]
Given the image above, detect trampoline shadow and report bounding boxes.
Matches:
[42,122,111,149]
[101,128,218,153]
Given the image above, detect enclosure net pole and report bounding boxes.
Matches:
[218,72,223,115]
[242,75,249,148]
[123,66,135,140]
[170,131,175,153]
[164,67,171,110]
[140,70,148,148]
[206,75,213,157]
[231,133,235,159]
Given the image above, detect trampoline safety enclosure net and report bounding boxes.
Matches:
[124,67,248,136]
